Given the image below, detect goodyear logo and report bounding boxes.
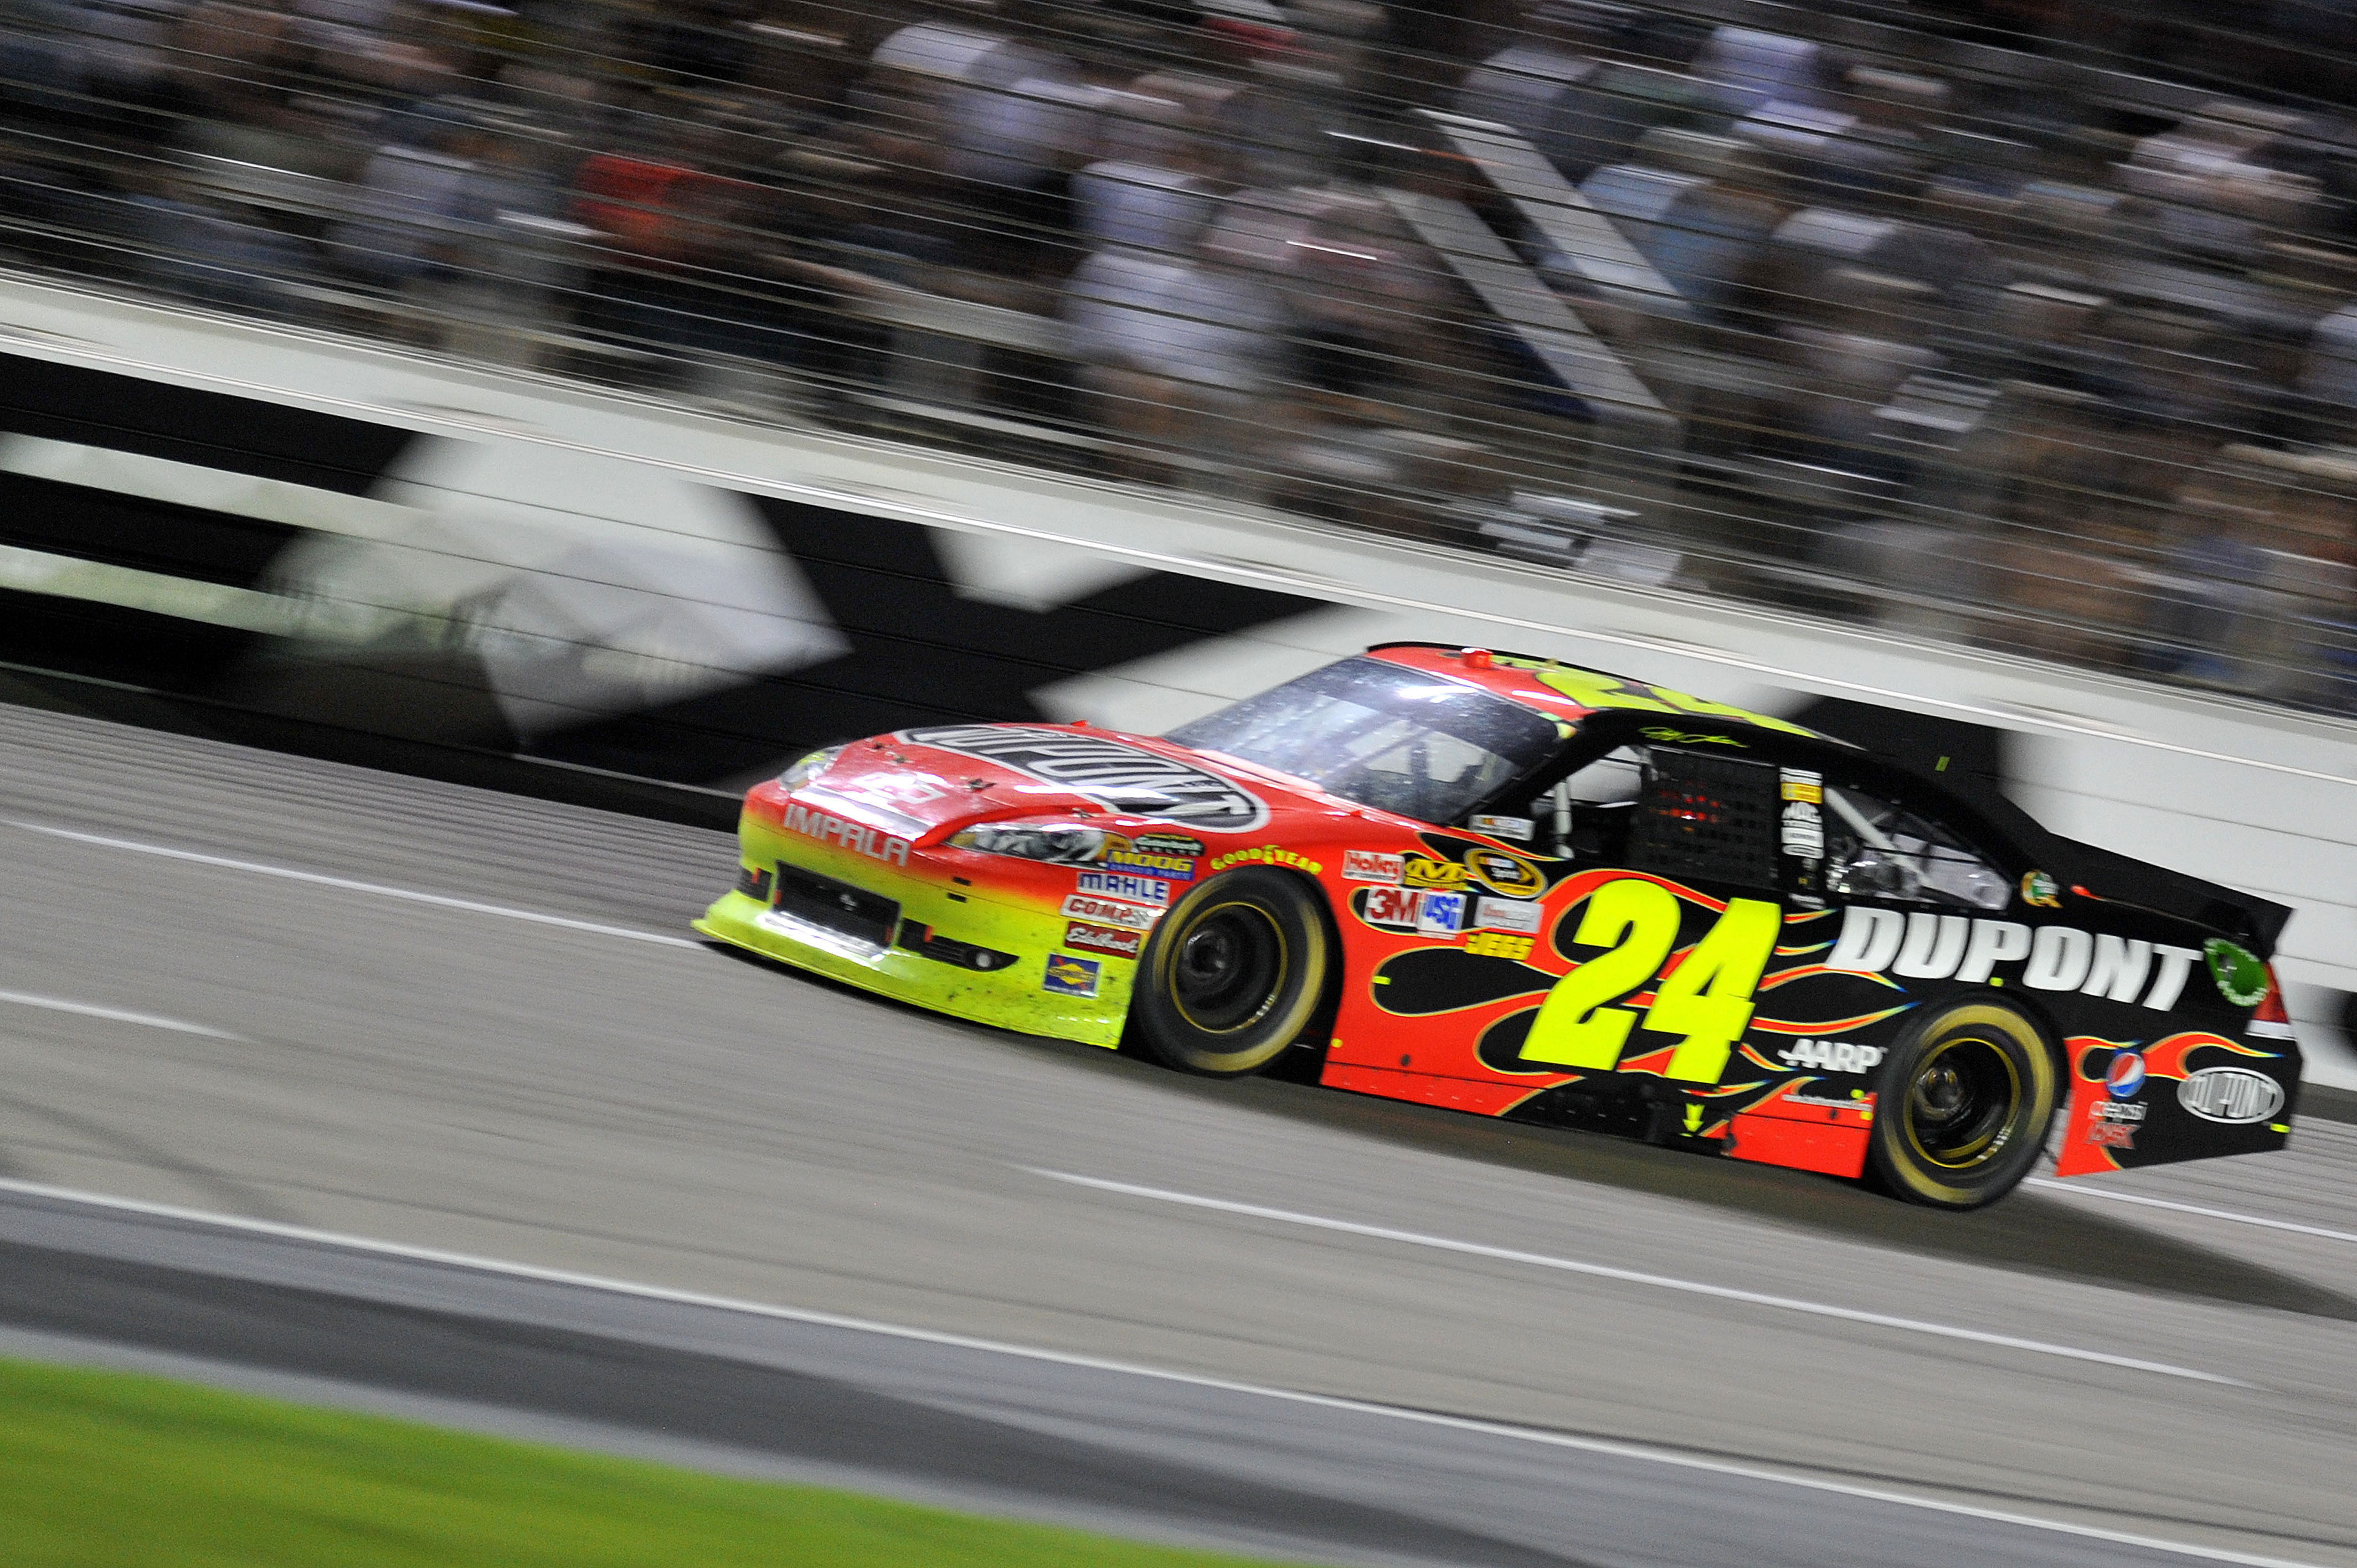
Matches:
[1207,845,1324,875]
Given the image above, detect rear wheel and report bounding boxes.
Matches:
[1867,999,2059,1209]
[1129,868,1332,1077]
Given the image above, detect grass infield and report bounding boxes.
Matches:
[0,1357,1324,1567]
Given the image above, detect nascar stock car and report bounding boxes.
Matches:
[697,643,2301,1208]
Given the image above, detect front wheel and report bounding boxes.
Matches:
[1128,868,1333,1077]
[1867,999,2060,1209]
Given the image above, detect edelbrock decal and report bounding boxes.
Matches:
[2178,1066,2286,1125]
[1063,921,1144,960]
[898,726,1268,831]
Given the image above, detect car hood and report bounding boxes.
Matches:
[794,722,1332,841]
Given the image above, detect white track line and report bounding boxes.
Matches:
[1031,1169,2243,1387]
[9,822,699,948]
[0,988,238,1039]
[0,1177,2315,1568]
[2027,1178,2357,1247]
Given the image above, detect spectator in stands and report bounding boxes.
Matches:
[569,95,784,376]
[125,164,310,314]
[162,0,300,126]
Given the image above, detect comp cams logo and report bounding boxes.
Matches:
[899,726,1268,831]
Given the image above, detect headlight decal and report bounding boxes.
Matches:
[952,821,1111,864]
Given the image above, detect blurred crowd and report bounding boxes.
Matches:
[2,0,2356,714]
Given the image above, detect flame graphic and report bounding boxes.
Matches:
[1774,940,1833,956]
[1752,1005,1916,1035]
[1783,909,1838,924]
[1737,1043,1785,1072]
[1497,1081,1577,1116]
[1554,869,1731,915]
[2068,1031,2279,1082]
[2067,1035,2141,1074]
[1691,1078,1773,1098]
[1615,1045,1681,1076]
[2144,1031,2277,1081]
[1758,963,1900,993]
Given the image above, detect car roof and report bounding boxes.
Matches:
[1363,642,1830,740]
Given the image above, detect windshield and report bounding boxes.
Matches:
[1166,657,1561,824]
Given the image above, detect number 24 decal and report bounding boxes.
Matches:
[1521,879,1779,1082]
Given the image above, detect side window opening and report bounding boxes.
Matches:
[1625,749,1782,893]
[1531,746,1644,859]
[1823,786,2009,911]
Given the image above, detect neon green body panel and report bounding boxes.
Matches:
[695,810,1135,1047]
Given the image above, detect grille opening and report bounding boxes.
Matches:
[772,863,900,950]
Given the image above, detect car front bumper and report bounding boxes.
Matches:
[693,810,1135,1047]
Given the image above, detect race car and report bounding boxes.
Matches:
[696,643,2300,1208]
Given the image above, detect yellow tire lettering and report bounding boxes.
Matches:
[1646,896,1780,1081]
[1520,879,1680,1068]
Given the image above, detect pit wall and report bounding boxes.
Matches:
[4,270,2352,1086]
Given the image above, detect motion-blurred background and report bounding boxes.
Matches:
[3,0,2356,710]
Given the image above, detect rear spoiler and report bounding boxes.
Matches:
[2048,833,2292,954]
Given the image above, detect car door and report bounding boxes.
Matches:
[1505,742,1793,1096]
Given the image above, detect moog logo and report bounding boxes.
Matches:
[2178,1067,2285,1125]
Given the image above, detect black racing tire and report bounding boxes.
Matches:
[1867,998,2060,1210]
[1129,868,1334,1078]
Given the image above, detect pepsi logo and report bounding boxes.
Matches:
[2105,1050,2147,1100]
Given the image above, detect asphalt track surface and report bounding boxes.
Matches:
[1,701,2354,1567]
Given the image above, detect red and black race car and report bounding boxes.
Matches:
[698,643,2300,1208]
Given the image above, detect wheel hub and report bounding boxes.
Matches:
[1170,903,1286,1035]
[1905,1035,2021,1169]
